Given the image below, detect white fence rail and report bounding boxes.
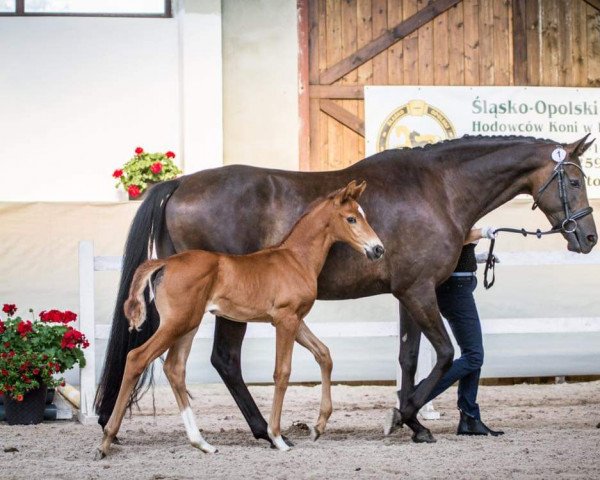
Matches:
[78,241,600,424]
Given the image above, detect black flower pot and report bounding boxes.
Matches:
[4,385,48,425]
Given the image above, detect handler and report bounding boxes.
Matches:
[387,226,504,437]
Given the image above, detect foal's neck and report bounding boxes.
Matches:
[280,202,334,277]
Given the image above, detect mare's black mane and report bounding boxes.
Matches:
[393,134,559,153]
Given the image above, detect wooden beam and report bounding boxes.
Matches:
[585,0,600,12]
[512,0,528,84]
[310,85,364,99]
[298,0,310,171]
[319,0,462,85]
[320,100,365,137]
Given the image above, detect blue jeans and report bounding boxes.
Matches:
[426,275,484,419]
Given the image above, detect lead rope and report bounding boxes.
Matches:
[483,226,553,289]
[483,237,496,289]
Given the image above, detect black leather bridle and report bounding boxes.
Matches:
[483,156,594,289]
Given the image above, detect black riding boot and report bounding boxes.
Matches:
[457,410,504,436]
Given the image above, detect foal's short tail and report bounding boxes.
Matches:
[124,260,167,333]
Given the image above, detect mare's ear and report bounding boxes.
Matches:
[332,180,358,205]
[566,133,594,158]
[350,180,367,200]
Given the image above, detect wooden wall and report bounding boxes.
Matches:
[302,0,600,171]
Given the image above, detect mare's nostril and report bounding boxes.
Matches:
[374,245,385,258]
[587,234,597,245]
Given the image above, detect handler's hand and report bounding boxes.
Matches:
[481,226,497,240]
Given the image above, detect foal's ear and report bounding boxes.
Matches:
[566,133,594,158]
[350,180,367,200]
[331,180,357,205]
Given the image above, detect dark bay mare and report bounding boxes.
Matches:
[95,135,597,445]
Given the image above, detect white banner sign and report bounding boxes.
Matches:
[365,86,600,198]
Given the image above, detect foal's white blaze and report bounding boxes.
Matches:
[181,407,217,453]
[357,204,366,219]
[268,427,290,452]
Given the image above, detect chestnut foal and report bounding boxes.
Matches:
[96,181,384,458]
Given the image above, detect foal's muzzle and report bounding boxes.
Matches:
[366,244,385,260]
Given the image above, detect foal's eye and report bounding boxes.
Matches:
[570,179,581,188]
[346,216,357,224]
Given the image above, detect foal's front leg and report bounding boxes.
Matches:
[295,321,333,441]
[268,317,300,451]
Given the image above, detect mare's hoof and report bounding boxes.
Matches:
[94,449,107,461]
[383,408,403,436]
[412,429,436,444]
[310,426,321,441]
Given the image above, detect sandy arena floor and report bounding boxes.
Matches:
[1,381,599,480]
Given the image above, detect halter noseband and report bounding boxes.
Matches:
[484,149,594,289]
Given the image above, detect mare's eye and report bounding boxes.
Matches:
[346,216,357,224]
[570,179,581,188]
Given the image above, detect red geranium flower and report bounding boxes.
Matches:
[2,304,16,316]
[150,162,163,174]
[165,151,176,159]
[16,320,33,337]
[32,368,40,375]
[40,309,70,323]
[1,369,8,376]
[0,321,4,334]
[112,169,124,178]
[60,327,87,350]
[128,185,141,198]
[16,394,23,402]
[135,147,144,155]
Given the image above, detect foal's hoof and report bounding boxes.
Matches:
[383,408,403,436]
[412,428,436,444]
[268,428,292,452]
[270,435,294,449]
[192,442,218,454]
[310,426,321,441]
[94,448,107,461]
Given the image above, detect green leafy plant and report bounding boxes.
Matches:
[0,304,89,401]
[113,147,181,198]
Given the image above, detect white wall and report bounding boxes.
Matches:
[0,1,223,202]
[222,0,299,170]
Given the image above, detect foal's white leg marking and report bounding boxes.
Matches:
[268,426,290,452]
[181,407,217,453]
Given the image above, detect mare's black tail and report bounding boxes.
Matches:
[94,180,180,428]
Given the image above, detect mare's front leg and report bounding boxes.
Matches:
[268,317,300,451]
[295,320,333,441]
[394,283,454,442]
[384,304,435,442]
